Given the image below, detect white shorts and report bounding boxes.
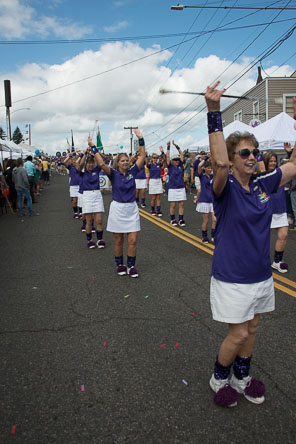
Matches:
[168,188,187,202]
[135,179,147,189]
[82,190,104,214]
[271,212,288,229]
[77,192,83,209]
[210,276,275,324]
[196,202,214,213]
[69,185,79,198]
[107,201,140,233]
[149,178,163,195]
[195,176,201,190]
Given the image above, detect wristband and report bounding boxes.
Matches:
[80,153,84,158]
[207,111,223,134]
[138,138,145,146]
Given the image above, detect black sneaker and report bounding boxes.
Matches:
[178,220,186,227]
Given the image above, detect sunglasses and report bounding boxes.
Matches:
[152,156,158,159]
[233,148,260,159]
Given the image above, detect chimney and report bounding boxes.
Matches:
[256,66,263,85]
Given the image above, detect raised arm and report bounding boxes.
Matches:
[134,129,146,170]
[63,152,71,168]
[172,140,183,162]
[205,81,229,196]
[279,142,296,187]
[87,136,111,176]
[166,141,171,166]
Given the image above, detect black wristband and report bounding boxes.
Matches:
[138,138,145,146]
[207,111,223,134]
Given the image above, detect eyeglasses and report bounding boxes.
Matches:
[233,148,260,159]
[152,156,158,159]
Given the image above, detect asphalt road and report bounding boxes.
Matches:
[0,172,295,444]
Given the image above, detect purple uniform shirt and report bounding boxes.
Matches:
[109,163,139,203]
[198,173,213,203]
[68,165,81,186]
[193,159,200,177]
[168,161,185,189]
[148,162,161,179]
[212,168,282,284]
[271,186,287,214]
[81,166,101,191]
[135,164,146,179]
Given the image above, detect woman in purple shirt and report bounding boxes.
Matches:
[166,140,186,227]
[196,156,216,243]
[205,81,296,408]
[91,129,146,278]
[63,152,81,219]
[148,147,165,216]
[263,151,289,273]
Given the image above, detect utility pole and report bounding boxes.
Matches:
[4,80,12,140]
[124,126,138,155]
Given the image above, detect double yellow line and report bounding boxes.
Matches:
[139,208,296,299]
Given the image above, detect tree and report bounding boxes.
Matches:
[12,126,24,144]
[0,126,7,140]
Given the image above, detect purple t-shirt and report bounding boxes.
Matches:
[81,166,101,191]
[135,164,146,180]
[109,163,139,203]
[212,168,282,284]
[271,186,287,214]
[68,165,81,186]
[198,173,213,203]
[148,162,161,179]
[168,161,185,189]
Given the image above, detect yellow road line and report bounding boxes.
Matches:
[139,208,215,249]
[139,209,296,299]
[139,211,213,255]
[272,272,296,290]
[274,282,296,298]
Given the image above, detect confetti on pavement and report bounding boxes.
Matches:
[11,425,16,434]
[176,342,180,347]
[144,295,149,299]
[160,344,166,348]
[92,276,95,280]
[182,379,189,386]
[104,342,107,347]
[124,294,129,298]
[192,313,196,316]
[32,287,38,290]
[81,384,85,392]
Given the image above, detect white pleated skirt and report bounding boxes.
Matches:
[270,212,288,229]
[149,178,163,195]
[107,200,141,233]
[196,202,214,213]
[69,185,80,198]
[135,178,147,189]
[82,190,105,214]
[168,188,186,202]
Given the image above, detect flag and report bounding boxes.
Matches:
[96,127,103,151]
[71,129,75,152]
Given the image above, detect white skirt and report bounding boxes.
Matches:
[69,185,79,198]
[271,212,288,229]
[77,192,83,209]
[168,188,186,202]
[106,200,141,233]
[135,178,147,189]
[196,202,214,213]
[149,178,163,195]
[82,190,105,214]
[210,276,275,324]
[195,176,201,190]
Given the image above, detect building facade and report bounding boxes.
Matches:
[221,71,296,127]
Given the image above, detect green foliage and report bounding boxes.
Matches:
[12,126,24,144]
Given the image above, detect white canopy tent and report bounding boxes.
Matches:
[252,112,296,151]
[188,120,256,152]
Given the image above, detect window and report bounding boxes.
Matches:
[234,110,242,121]
[253,101,259,120]
[283,94,295,118]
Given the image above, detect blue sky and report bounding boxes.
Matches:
[0,0,295,153]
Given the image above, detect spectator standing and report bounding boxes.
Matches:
[24,156,36,203]
[12,158,33,216]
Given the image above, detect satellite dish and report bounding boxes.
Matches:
[249,119,261,128]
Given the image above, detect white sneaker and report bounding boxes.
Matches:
[230,375,265,404]
[209,374,238,407]
[271,261,288,273]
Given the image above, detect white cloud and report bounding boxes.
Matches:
[0,41,294,154]
[0,0,92,39]
[104,21,129,33]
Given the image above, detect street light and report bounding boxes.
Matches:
[171,4,184,10]
[170,3,296,10]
